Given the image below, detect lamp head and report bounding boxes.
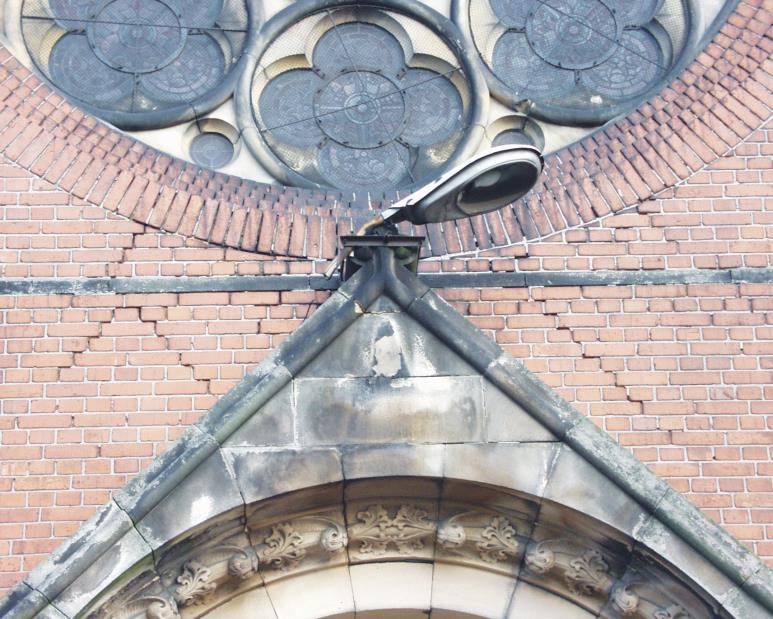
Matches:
[387,143,543,226]
[322,143,543,280]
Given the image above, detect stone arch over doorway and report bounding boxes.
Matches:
[85,478,731,619]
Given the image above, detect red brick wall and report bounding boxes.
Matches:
[1,122,771,592]
[0,0,771,599]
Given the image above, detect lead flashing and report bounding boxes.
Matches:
[0,267,770,295]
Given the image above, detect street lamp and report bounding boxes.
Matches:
[325,143,544,278]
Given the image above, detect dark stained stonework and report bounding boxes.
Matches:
[1,267,770,295]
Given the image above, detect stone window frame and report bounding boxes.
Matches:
[233,0,489,192]
[5,0,263,130]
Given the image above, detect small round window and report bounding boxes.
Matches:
[183,118,239,170]
[453,0,698,125]
[19,0,259,129]
[190,132,234,169]
[236,0,488,194]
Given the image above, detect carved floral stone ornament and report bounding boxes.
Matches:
[611,583,641,615]
[476,515,520,563]
[17,0,258,129]
[172,560,216,607]
[85,493,730,619]
[143,596,179,619]
[350,504,435,555]
[236,0,487,192]
[524,539,615,600]
[225,546,259,580]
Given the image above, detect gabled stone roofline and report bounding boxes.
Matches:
[2,243,772,618]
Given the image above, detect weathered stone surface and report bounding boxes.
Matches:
[0,583,47,619]
[222,383,294,447]
[134,448,243,550]
[566,420,671,514]
[246,483,344,531]
[381,251,431,308]
[50,526,152,617]
[444,442,558,499]
[342,443,444,480]
[440,479,540,525]
[507,581,594,618]
[483,380,556,442]
[742,568,773,614]
[196,358,293,445]
[432,563,516,617]
[271,258,389,378]
[407,291,501,375]
[542,445,650,536]
[114,425,218,523]
[345,477,441,502]
[485,354,582,439]
[263,564,354,619]
[34,605,67,619]
[274,289,362,376]
[350,562,432,612]
[295,376,484,445]
[25,501,133,600]
[212,583,277,618]
[365,294,402,313]
[653,488,763,583]
[299,312,476,379]
[633,515,737,604]
[223,448,342,504]
[722,584,773,619]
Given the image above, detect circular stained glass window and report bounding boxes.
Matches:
[236,0,488,194]
[19,0,259,129]
[190,131,234,169]
[486,114,545,152]
[453,0,698,125]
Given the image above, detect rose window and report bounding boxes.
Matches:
[453,0,698,125]
[19,0,258,129]
[237,1,487,193]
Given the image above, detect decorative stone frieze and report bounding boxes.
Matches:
[144,595,180,619]
[349,504,435,556]
[85,483,732,619]
[173,561,216,608]
[476,516,520,564]
[256,524,306,572]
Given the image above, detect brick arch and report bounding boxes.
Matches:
[0,0,768,260]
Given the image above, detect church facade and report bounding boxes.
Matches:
[0,0,770,616]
